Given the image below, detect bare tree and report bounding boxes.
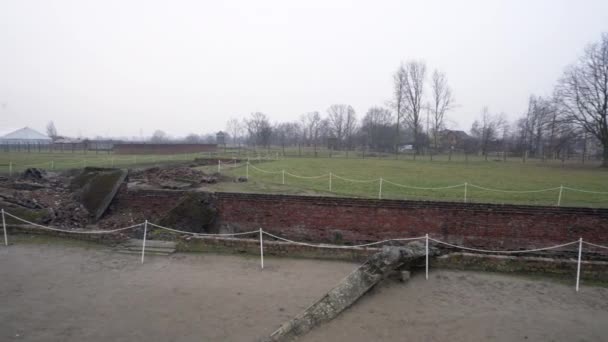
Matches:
[245,112,272,148]
[555,33,608,166]
[184,133,200,142]
[151,130,168,142]
[429,69,454,153]
[226,118,242,147]
[392,64,407,156]
[402,60,427,155]
[300,112,322,156]
[326,104,355,149]
[361,107,393,150]
[46,121,58,140]
[470,107,506,160]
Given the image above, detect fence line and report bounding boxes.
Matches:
[244,162,608,205]
[2,209,607,292]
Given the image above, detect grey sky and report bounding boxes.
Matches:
[1,0,607,138]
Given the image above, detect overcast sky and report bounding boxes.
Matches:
[1,0,607,139]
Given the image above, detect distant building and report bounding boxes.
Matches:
[216,131,226,146]
[0,127,52,145]
[438,129,470,151]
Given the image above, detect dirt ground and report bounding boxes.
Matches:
[0,237,355,342]
[1,238,607,342]
[303,270,608,342]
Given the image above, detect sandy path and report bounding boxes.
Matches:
[303,270,608,342]
[0,238,355,342]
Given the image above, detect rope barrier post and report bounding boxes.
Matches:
[557,185,563,207]
[378,178,383,199]
[9,162,12,177]
[282,170,285,185]
[141,220,148,264]
[576,237,582,292]
[50,160,54,170]
[218,160,221,173]
[464,182,468,203]
[2,209,8,246]
[329,172,332,192]
[425,234,429,280]
[246,162,249,180]
[259,228,264,270]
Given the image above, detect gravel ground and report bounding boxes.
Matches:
[2,237,607,342]
[0,238,354,342]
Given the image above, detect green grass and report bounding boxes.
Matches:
[3,151,608,208]
[0,151,209,173]
[199,157,608,208]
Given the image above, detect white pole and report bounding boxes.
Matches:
[259,228,264,269]
[425,234,429,280]
[246,162,249,180]
[464,182,468,203]
[50,161,54,170]
[9,162,12,177]
[378,177,383,199]
[329,172,332,192]
[2,209,7,246]
[141,220,148,264]
[576,237,582,292]
[557,185,563,207]
[282,170,285,185]
[218,160,221,173]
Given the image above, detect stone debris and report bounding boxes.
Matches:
[267,243,438,342]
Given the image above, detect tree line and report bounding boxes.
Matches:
[164,33,608,166]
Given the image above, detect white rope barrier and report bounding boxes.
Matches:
[262,230,425,249]
[428,237,579,254]
[332,173,381,183]
[563,187,608,195]
[383,179,466,190]
[284,171,329,179]
[3,209,606,291]
[147,222,259,237]
[248,163,283,174]
[467,183,561,194]
[3,211,142,234]
[582,241,608,250]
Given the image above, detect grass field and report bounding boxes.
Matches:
[202,157,608,208]
[2,151,608,207]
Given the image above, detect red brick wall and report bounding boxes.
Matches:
[216,192,608,251]
[113,143,217,155]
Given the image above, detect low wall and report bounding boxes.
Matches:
[215,192,608,252]
[113,143,217,155]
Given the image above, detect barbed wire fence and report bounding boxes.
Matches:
[2,209,606,292]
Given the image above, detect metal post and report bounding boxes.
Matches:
[557,185,563,207]
[141,220,148,264]
[464,182,468,203]
[2,209,7,246]
[576,237,582,292]
[329,172,332,192]
[378,178,383,199]
[259,228,264,269]
[425,234,429,280]
[282,170,285,185]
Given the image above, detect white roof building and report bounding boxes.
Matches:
[0,127,52,145]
